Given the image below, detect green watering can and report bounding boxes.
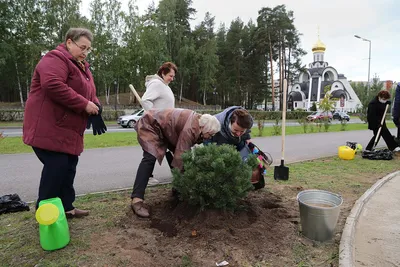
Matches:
[35,197,70,251]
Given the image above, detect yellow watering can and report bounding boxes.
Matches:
[338,146,355,160]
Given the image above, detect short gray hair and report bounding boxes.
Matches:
[199,114,221,135]
[64,28,93,43]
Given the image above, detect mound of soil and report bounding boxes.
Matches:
[94,188,301,266]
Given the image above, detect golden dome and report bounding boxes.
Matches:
[312,38,326,53]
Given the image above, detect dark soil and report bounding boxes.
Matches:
[91,187,302,266]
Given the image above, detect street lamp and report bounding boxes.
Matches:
[354,35,371,96]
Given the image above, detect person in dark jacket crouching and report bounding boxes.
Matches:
[392,82,400,143]
[365,90,400,152]
[23,27,107,218]
[209,106,253,150]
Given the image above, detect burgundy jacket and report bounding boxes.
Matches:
[23,44,99,155]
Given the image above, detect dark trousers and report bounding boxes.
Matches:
[366,126,398,151]
[131,150,174,200]
[131,150,157,200]
[33,147,78,212]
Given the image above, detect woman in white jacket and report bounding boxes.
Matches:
[140,62,178,184]
[141,62,177,110]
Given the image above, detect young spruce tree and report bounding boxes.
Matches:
[172,144,258,211]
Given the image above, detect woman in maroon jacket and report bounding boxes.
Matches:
[23,28,106,218]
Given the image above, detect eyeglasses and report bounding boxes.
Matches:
[71,39,92,53]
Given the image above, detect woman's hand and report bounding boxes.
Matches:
[85,101,99,115]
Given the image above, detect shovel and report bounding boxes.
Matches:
[372,103,390,151]
[129,84,143,107]
[274,78,289,180]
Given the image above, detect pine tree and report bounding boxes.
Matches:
[172,144,257,211]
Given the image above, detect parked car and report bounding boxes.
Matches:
[307,111,333,122]
[332,111,350,121]
[117,109,145,128]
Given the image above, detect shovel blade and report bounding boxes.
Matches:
[274,164,289,181]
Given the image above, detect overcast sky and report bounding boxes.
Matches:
[81,0,399,82]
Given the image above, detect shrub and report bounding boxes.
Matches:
[310,102,317,111]
[323,118,331,132]
[172,144,257,211]
[340,119,348,131]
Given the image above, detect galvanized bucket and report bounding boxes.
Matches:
[297,190,343,242]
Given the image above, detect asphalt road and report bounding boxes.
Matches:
[1,129,396,203]
[0,118,364,137]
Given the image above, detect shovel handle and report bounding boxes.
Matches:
[281,79,287,160]
[373,103,389,149]
[129,84,143,107]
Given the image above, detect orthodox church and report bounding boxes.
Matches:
[288,36,361,112]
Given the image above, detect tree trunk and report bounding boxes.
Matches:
[269,33,275,111]
[26,78,30,99]
[14,62,24,108]
[117,82,120,104]
[287,46,291,85]
[105,83,110,105]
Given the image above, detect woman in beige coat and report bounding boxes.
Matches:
[131,108,221,218]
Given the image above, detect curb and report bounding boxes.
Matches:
[338,170,400,267]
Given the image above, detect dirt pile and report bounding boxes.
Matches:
[92,188,301,266]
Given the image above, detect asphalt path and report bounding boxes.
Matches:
[0,118,364,137]
[1,128,396,203]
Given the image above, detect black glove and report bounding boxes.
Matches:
[96,103,103,115]
[86,103,107,135]
[386,100,392,105]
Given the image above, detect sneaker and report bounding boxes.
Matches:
[393,147,400,152]
[148,177,160,186]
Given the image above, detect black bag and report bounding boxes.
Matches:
[346,141,357,150]
[362,149,393,160]
[0,194,30,215]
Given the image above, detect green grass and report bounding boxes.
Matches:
[251,121,396,137]
[0,121,117,127]
[0,155,398,266]
[0,122,396,154]
[0,132,139,154]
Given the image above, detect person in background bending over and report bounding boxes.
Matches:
[130,108,221,218]
[365,90,400,152]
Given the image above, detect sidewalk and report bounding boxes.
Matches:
[339,171,400,267]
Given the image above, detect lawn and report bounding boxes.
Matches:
[1,154,399,266]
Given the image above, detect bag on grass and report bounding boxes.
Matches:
[362,149,393,160]
[0,194,30,215]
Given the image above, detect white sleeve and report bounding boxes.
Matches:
[141,82,160,111]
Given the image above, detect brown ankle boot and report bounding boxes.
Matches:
[131,201,150,218]
[65,208,89,219]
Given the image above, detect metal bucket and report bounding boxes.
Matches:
[297,190,343,242]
